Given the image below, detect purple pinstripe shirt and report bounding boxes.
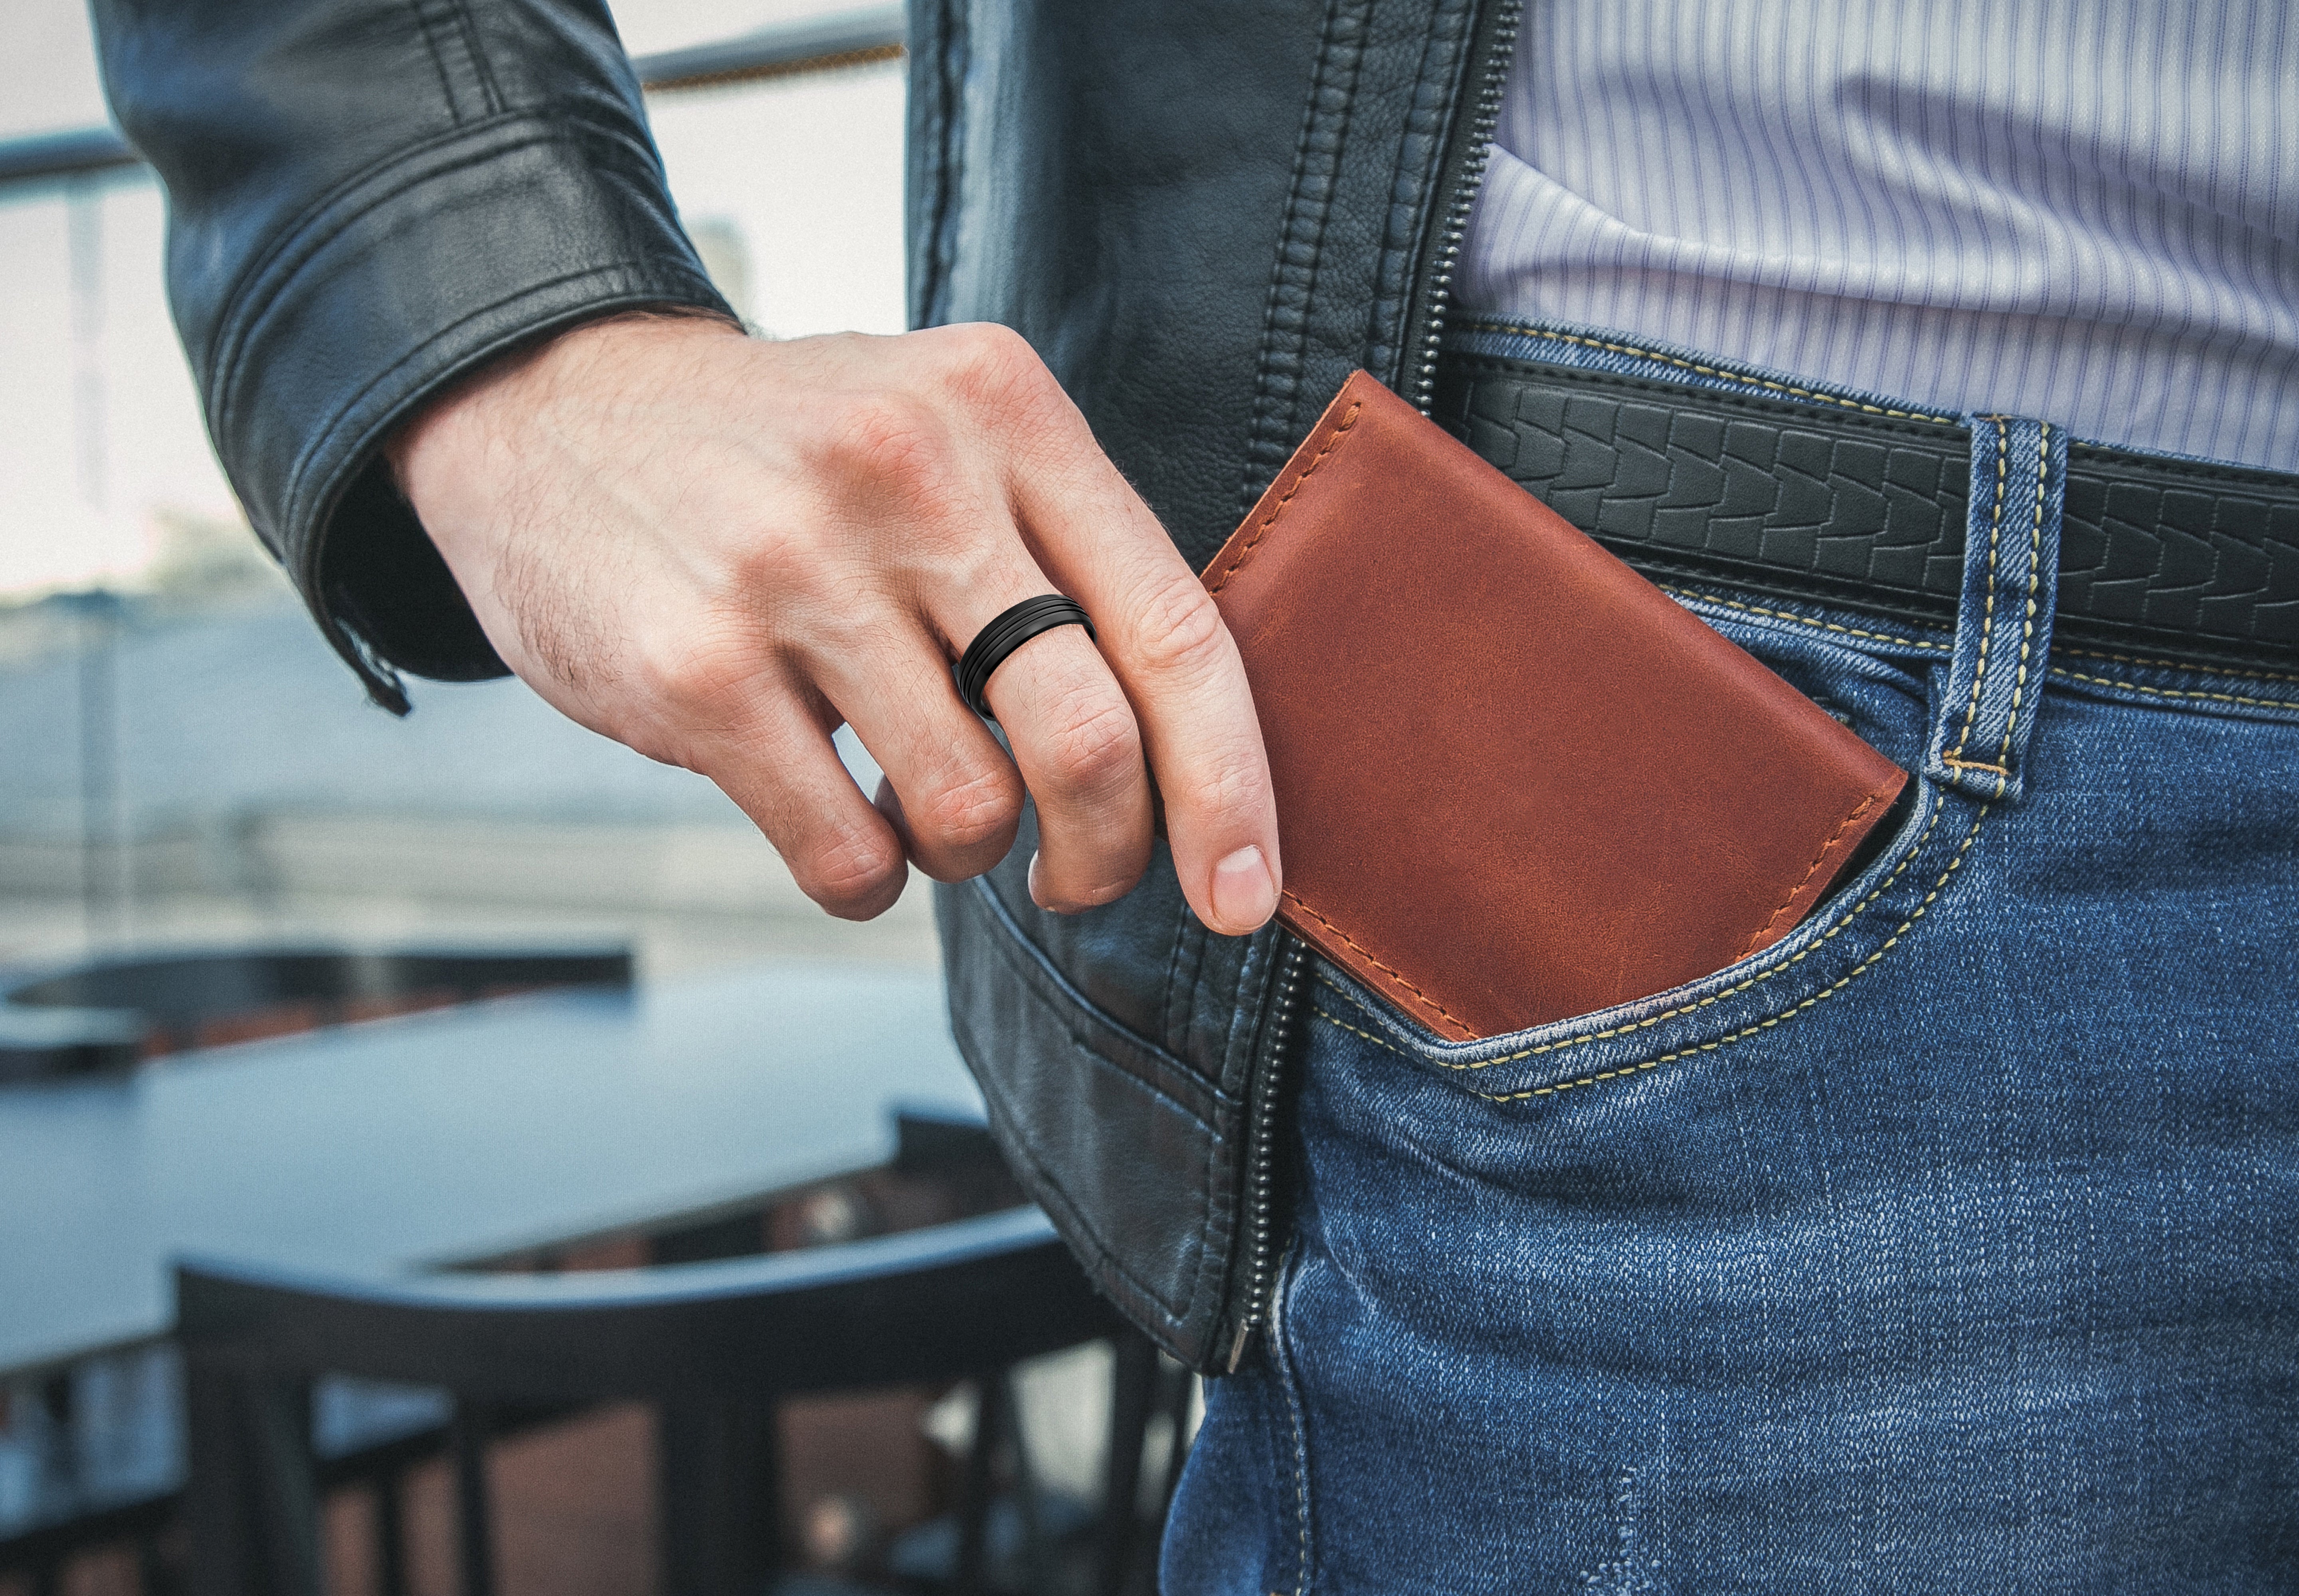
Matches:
[1461,0,2299,470]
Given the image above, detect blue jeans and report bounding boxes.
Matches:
[1164,328,2299,1592]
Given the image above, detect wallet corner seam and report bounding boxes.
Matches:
[1283,888,1480,1041]
[1205,392,1369,597]
[1738,781,1898,960]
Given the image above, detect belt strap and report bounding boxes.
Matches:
[1435,349,2299,674]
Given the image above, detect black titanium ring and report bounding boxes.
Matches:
[955,594,1098,720]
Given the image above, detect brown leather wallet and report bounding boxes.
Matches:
[1202,370,1909,1040]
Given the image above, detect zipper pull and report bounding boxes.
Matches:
[1226,1319,1256,1374]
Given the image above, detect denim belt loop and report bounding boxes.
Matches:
[1923,415,2068,803]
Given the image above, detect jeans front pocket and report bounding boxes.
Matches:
[1248,610,2299,1596]
[1308,599,1982,1105]
[1247,614,1994,1596]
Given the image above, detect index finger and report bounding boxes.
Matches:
[1007,436,1282,938]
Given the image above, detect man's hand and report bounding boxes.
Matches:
[389,313,1282,933]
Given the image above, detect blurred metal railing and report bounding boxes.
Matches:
[0,3,907,192]
[633,4,906,90]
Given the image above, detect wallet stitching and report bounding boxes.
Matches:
[1474,808,1986,1102]
[1212,385,1476,1037]
[1314,803,1985,1101]
[1283,889,1475,1039]
[1318,794,1950,1067]
[1207,399,1365,595]
[1448,324,1962,426]
[1737,787,1887,960]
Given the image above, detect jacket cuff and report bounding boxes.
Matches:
[204,111,732,711]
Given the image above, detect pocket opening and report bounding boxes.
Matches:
[1308,771,1974,1098]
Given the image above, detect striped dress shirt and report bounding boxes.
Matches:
[1460,0,2299,470]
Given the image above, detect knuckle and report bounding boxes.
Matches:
[936,320,1035,372]
[1037,690,1142,804]
[629,622,752,716]
[933,322,1055,413]
[1128,572,1228,680]
[921,763,1023,852]
[795,824,902,916]
[825,392,957,496]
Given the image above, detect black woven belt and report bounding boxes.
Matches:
[1434,350,2299,674]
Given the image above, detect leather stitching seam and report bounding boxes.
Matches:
[1207,401,1365,594]
[962,1040,1200,1331]
[1449,353,1962,447]
[1315,795,1949,1067]
[1239,59,1328,522]
[964,877,1232,1117]
[280,261,702,534]
[1366,0,1471,382]
[406,1,465,124]
[960,885,1224,1327]
[913,0,967,329]
[447,0,505,116]
[1282,889,1470,1038]
[1737,789,1884,959]
[1236,0,1371,522]
[1313,806,1984,1100]
[1452,322,1961,425]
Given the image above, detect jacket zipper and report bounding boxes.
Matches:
[1408,0,1526,413]
[1220,0,1527,1374]
[1226,934,1308,1373]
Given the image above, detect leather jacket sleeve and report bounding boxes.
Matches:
[91,0,732,710]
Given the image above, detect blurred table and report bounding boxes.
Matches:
[0,963,980,1378]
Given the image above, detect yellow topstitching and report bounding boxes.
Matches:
[2054,647,2299,688]
[2050,667,2299,712]
[1314,805,1986,1103]
[1991,425,2052,769]
[1946,419,2011,765]
[1315,797,1951,1072]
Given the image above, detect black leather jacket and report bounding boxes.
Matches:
[96,0,1521,1372]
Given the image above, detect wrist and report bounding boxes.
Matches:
[385,304,745,493]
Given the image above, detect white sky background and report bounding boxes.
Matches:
[0,0,908,597]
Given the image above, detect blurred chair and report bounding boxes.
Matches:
[177,1198,1168,1596]
[0,945,632,1081]
[0,943,634,1593]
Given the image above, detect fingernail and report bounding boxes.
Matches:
[1028,850,1048,909]
[1211,844,1277,932]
